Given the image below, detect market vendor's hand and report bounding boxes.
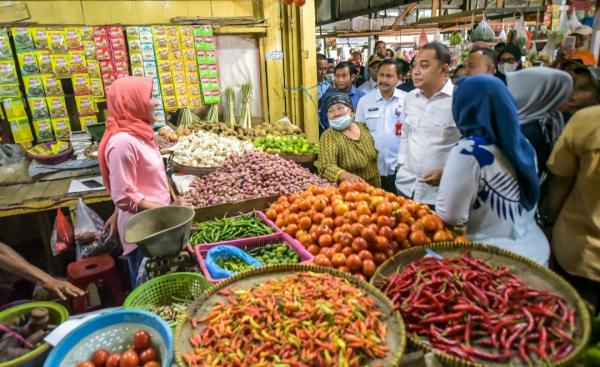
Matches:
[420,169,443,186]
[339,172,365,184]
[173,195,194,207]
[104,210,118,244]
[42,277,85,301]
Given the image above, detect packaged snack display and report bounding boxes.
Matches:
[75,95,97,115]
[9,118,34,143]
[69,50,87,73]
[36,51,52,74]
[11,27,34,52]
[193,25,221,104]
[72,73,92,95]
[65,27,83,50]
[0,84,20,97]
[0,32,12,60]
[28,97,50,119]
[17,52,40,75]
[47,29,68,53]
[79,114,98,129]
[50,54,70,77]
[31,27,49,50]
[90,78,104,98]
[0,61,18,84]
[33,118,54,142]
[42,74,64,96]
[2,97,27,120]
[23,75,45,97]
[82,26,94,41]
[51,117,71,140]
[87,59,101,77]
[46,96,68,118]
[83,40,96,59]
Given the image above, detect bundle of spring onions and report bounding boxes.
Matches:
[239,84,252,130]
[225,87,236,127]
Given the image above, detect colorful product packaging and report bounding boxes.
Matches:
[32,118,54,142]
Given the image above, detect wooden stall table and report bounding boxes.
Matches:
[0,175,112,274]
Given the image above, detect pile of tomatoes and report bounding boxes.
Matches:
[76,330,161,367]
[266,182,467,280]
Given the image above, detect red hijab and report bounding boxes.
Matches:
[98,76,155,192]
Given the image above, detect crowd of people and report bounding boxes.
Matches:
[315,36,600,311]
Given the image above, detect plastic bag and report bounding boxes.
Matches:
[205,245,261,280]
[515,16,528,52]
[569,9,583,32]
[538,33,559,64]
[498,26,507,42]
[50,208,74,256]
[74,198,105,259]
[0,144,31,185]
[418,29,429,47]
[470,19,495,42]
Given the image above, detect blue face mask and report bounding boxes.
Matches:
[329,114,352,130]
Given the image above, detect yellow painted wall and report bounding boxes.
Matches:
[1,0,255,24]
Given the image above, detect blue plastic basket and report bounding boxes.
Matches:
[43,310,173,367]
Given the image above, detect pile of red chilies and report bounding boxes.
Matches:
[183,272,389,367]
[380,253,576,364]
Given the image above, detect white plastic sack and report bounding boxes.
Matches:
[569,9,583,31]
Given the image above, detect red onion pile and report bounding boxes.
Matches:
[185,151,330,207]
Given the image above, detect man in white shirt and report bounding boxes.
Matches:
[356,59,407,193]
[358,53,385,93]
[395,42,461,206]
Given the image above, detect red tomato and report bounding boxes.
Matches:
[306,244,320,256]
[338,181,352,194]
[358,249,374,261]
[346,254,362,272]
[320,247,335,259]
[393,227,408,243]
[334,216,346,228]
[378,226,394,240]
[331,253,347,267]
[266,208,277,220]
[338,266,350,273]
[361,227,377,243]
[298,216,312,230]
[375,201,393,217]
[143,362,161,367]
[105,354,121,367]
[349,223,363,237]
[351,237,367,253]
[119,349,139,367]
[341,246,354,257]
[340,233,353,247]
[133,330,151,351]
[377,215,394,228]
[331,243,343,253]
[91,348,110,367]
[433,230,449,242]
[362,259,377,277]
[344,191,359,202]
[351,182,368,193]
[357,214,371,226]
[374,236,389,251]
[373,252,387,265]
[139,347,159,364]
[322,206,334,218]
[77,362,96,367]
[353,273,367,282]
[409,230,428,246]
[321,217,334,229]
[313,254,332,267]
[318,234,332,248]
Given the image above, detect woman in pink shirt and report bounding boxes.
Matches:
[98,76,191,287]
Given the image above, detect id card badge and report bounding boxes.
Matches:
[395,105,403,136]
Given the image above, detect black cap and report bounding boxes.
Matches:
[574,66,600,91]
[326,92,353,111]
[499,44,522,62]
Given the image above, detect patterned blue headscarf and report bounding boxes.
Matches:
[452,75,539,210]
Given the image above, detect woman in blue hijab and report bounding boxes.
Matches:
[435,75,550,266]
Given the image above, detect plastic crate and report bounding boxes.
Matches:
[194,232,313,283]
[187,211,280,252]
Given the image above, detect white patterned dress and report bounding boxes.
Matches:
[435,137,550,266]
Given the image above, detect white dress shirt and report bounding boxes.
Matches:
[358,78,377,93]
[355,88,407,176]
[395,79,461,205]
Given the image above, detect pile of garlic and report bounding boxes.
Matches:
[172,130,253,167]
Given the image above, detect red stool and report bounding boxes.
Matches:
[67,254,126,314]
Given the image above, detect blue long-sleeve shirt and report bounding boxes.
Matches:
[318,85,365,134]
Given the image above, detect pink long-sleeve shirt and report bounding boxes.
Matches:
[105,132,171,255]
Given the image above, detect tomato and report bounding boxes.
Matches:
[318,234,332,247]
[331,243,343,253]
[351,182,367,193]
[313,254,331,267]
[273,204,284,214]
[454,235,469,244]
[376,215,393,228]
[312,212,325,224]
[361,227,377,243]
[341,246,354,257]
[374,236,389,251]
[373,252,387,265]
[351,237,367,253]
[362,259,377,277]
[345,210,358,223]
[349,223,363,237]
[393,227,408,243]
[91,348,110,367]
[295,229,306,240]
[288,193,299,203]
[331,253,347,267]
[320,247,335,259]
[265,208,277,221]
[139,347,159,364]
[316,224,332,237]
[105,354,121,367]
[333,202,349,216]
[285,224,299,237]
[409,230,428,246]
[288,203,299,213]
[143,362,161,367]
[357,214,371,226]
[275,217,285,228]
[338,266,350,273]
[344,191,359,202]
[322,206,334,218]
[346,254,362,271]
[378,226,394,241]
[119,349,139,367]
[77,362,96,367]
[390,240,400,253]
[358,249,374,261]
[353,273,367,282]
[321,217,334,229]
[298,216,312,230]
[340,233,353,247]
[334,215,346,228]
[285,214,298,226]
[339,223,351,233]
[423,215,443,232]
[313,198,327,212]
[297,200,311,211]
[133,330,152,351]
[375,201,393,217]
[416,208,429,218]
[369,213,379,225]
[339,181,352,194]
[433,230,449,242]
[306,244,320,256]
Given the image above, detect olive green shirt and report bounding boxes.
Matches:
[315,122,381,187]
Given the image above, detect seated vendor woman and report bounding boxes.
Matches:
[315,92,381,187]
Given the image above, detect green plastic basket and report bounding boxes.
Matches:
[123,272,210,328]
[0,301,69,367]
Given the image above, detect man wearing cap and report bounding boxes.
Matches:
[561,66,600,122]
[355,59,407,193]
[358,54,385,93]
[569,25,597,66]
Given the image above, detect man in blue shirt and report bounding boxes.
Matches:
[316,53,331,101]
[319,61,366,134]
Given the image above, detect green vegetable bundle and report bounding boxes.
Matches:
[190,212,274,245]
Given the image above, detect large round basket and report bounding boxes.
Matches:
[171,160,217,176]
[370,242,592,367]
[26,142,73,165]
[175,264,406,367]
[278,153,317,163]
[123,272,211,328]
[0,302,68,367]
[44,309,173,367]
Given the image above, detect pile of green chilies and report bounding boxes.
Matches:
[190,212,274,245]
[183,272,389,367]
[379,253,577,365]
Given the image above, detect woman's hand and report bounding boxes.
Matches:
[104,210,118,244]
[339,172,365,184]
[420,169,443,186]
[42,277,85,301]
[173,195,194,207]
